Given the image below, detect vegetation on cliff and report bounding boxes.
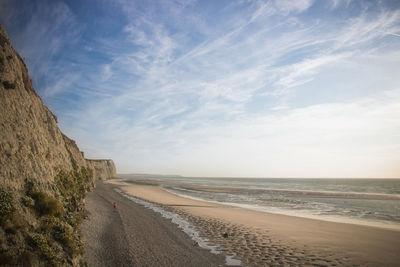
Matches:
[0,25,116,266]
[0,168,92,266]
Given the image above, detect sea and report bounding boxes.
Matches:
[120,175,400,231]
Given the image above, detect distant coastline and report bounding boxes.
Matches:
[119,173,400,179]
[118,175,400,230]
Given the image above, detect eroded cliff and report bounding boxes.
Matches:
[0,25,116,266]
[86,159,117,181]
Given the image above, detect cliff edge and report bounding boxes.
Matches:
[0,25,116,266]
[86,159,116,181]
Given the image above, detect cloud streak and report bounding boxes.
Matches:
[2,0,400,177]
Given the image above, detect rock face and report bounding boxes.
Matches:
[86,159,117,181]
[0,25,116,192]
[0,25,116,266]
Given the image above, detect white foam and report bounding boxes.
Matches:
[115,189,242,266]
[163,187,400,231]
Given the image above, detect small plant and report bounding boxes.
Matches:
[24,178,35,195]
[0,170,93,266]
[53,219,83,256]
[21,195,34,207]
[0,187,15,225]
[41,216,83,257]
[55,168,93,213]
[30,191,64,217]
[65,211,83,228]
[30,232,63,266]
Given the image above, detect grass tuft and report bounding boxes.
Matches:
[29,232,63,266]
[1,169,93,266]
[30,191,64,217]
[0,187,15,225]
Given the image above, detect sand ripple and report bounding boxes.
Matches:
[163,206,346,267]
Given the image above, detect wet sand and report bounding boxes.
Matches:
[110,179,400,267]
[81,181,225,266]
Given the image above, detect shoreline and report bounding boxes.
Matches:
[162,187,400,232]
[123,178,400,231]
[109,179,400,266]
[81,181,225,266]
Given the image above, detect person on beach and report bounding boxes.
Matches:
[113,202,117,209]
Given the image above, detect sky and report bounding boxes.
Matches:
[1,0,400,178]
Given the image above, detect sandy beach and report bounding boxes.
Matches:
[104,179,400,267]
[81,181,225,266]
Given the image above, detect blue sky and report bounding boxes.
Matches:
[1,0,400,178]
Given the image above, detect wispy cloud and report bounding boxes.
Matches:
[72,1,400,178]
[87,87,400,178]
[274,0,315,14]
[2,0,400,177]
[270,52,351,95]
[380,31,400,37]
[0,0,81,91]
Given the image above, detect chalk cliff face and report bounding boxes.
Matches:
[0,25,115,192]
[86,159,117,181]
[0,25,116,265]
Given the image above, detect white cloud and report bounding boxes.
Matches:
[332,10,400,49]
[67,3,400,178]
[274,0,315,14]
[102,88,400,178]
[379,31,400,38]
[100,64,113,82]
[5,0,400,178]
[273,52,351,91]
[42,73,79,98]
[0,0,81,97]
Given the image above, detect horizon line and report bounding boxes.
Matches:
[116,173,400,179]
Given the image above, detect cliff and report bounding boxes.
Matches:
[0,25,116,266]
[86,159,117,181]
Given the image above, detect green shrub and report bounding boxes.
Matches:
[30,232,51,255]
[65,211,83,228]
[30,191,64,217]
[24,178,35,195]
[3,211,26,234]
[53,219,83,256]
[40,216,83,257]
[21,195,34,207]
[30,232,63,266]
[2,169,94,265]
[55,168,93,213]
[0,187,15,225]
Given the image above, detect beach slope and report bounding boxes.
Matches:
[115,180,400,267]
[81,181,225,266]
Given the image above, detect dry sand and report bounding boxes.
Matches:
[110,179,400,267]
[81,181,225,266]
